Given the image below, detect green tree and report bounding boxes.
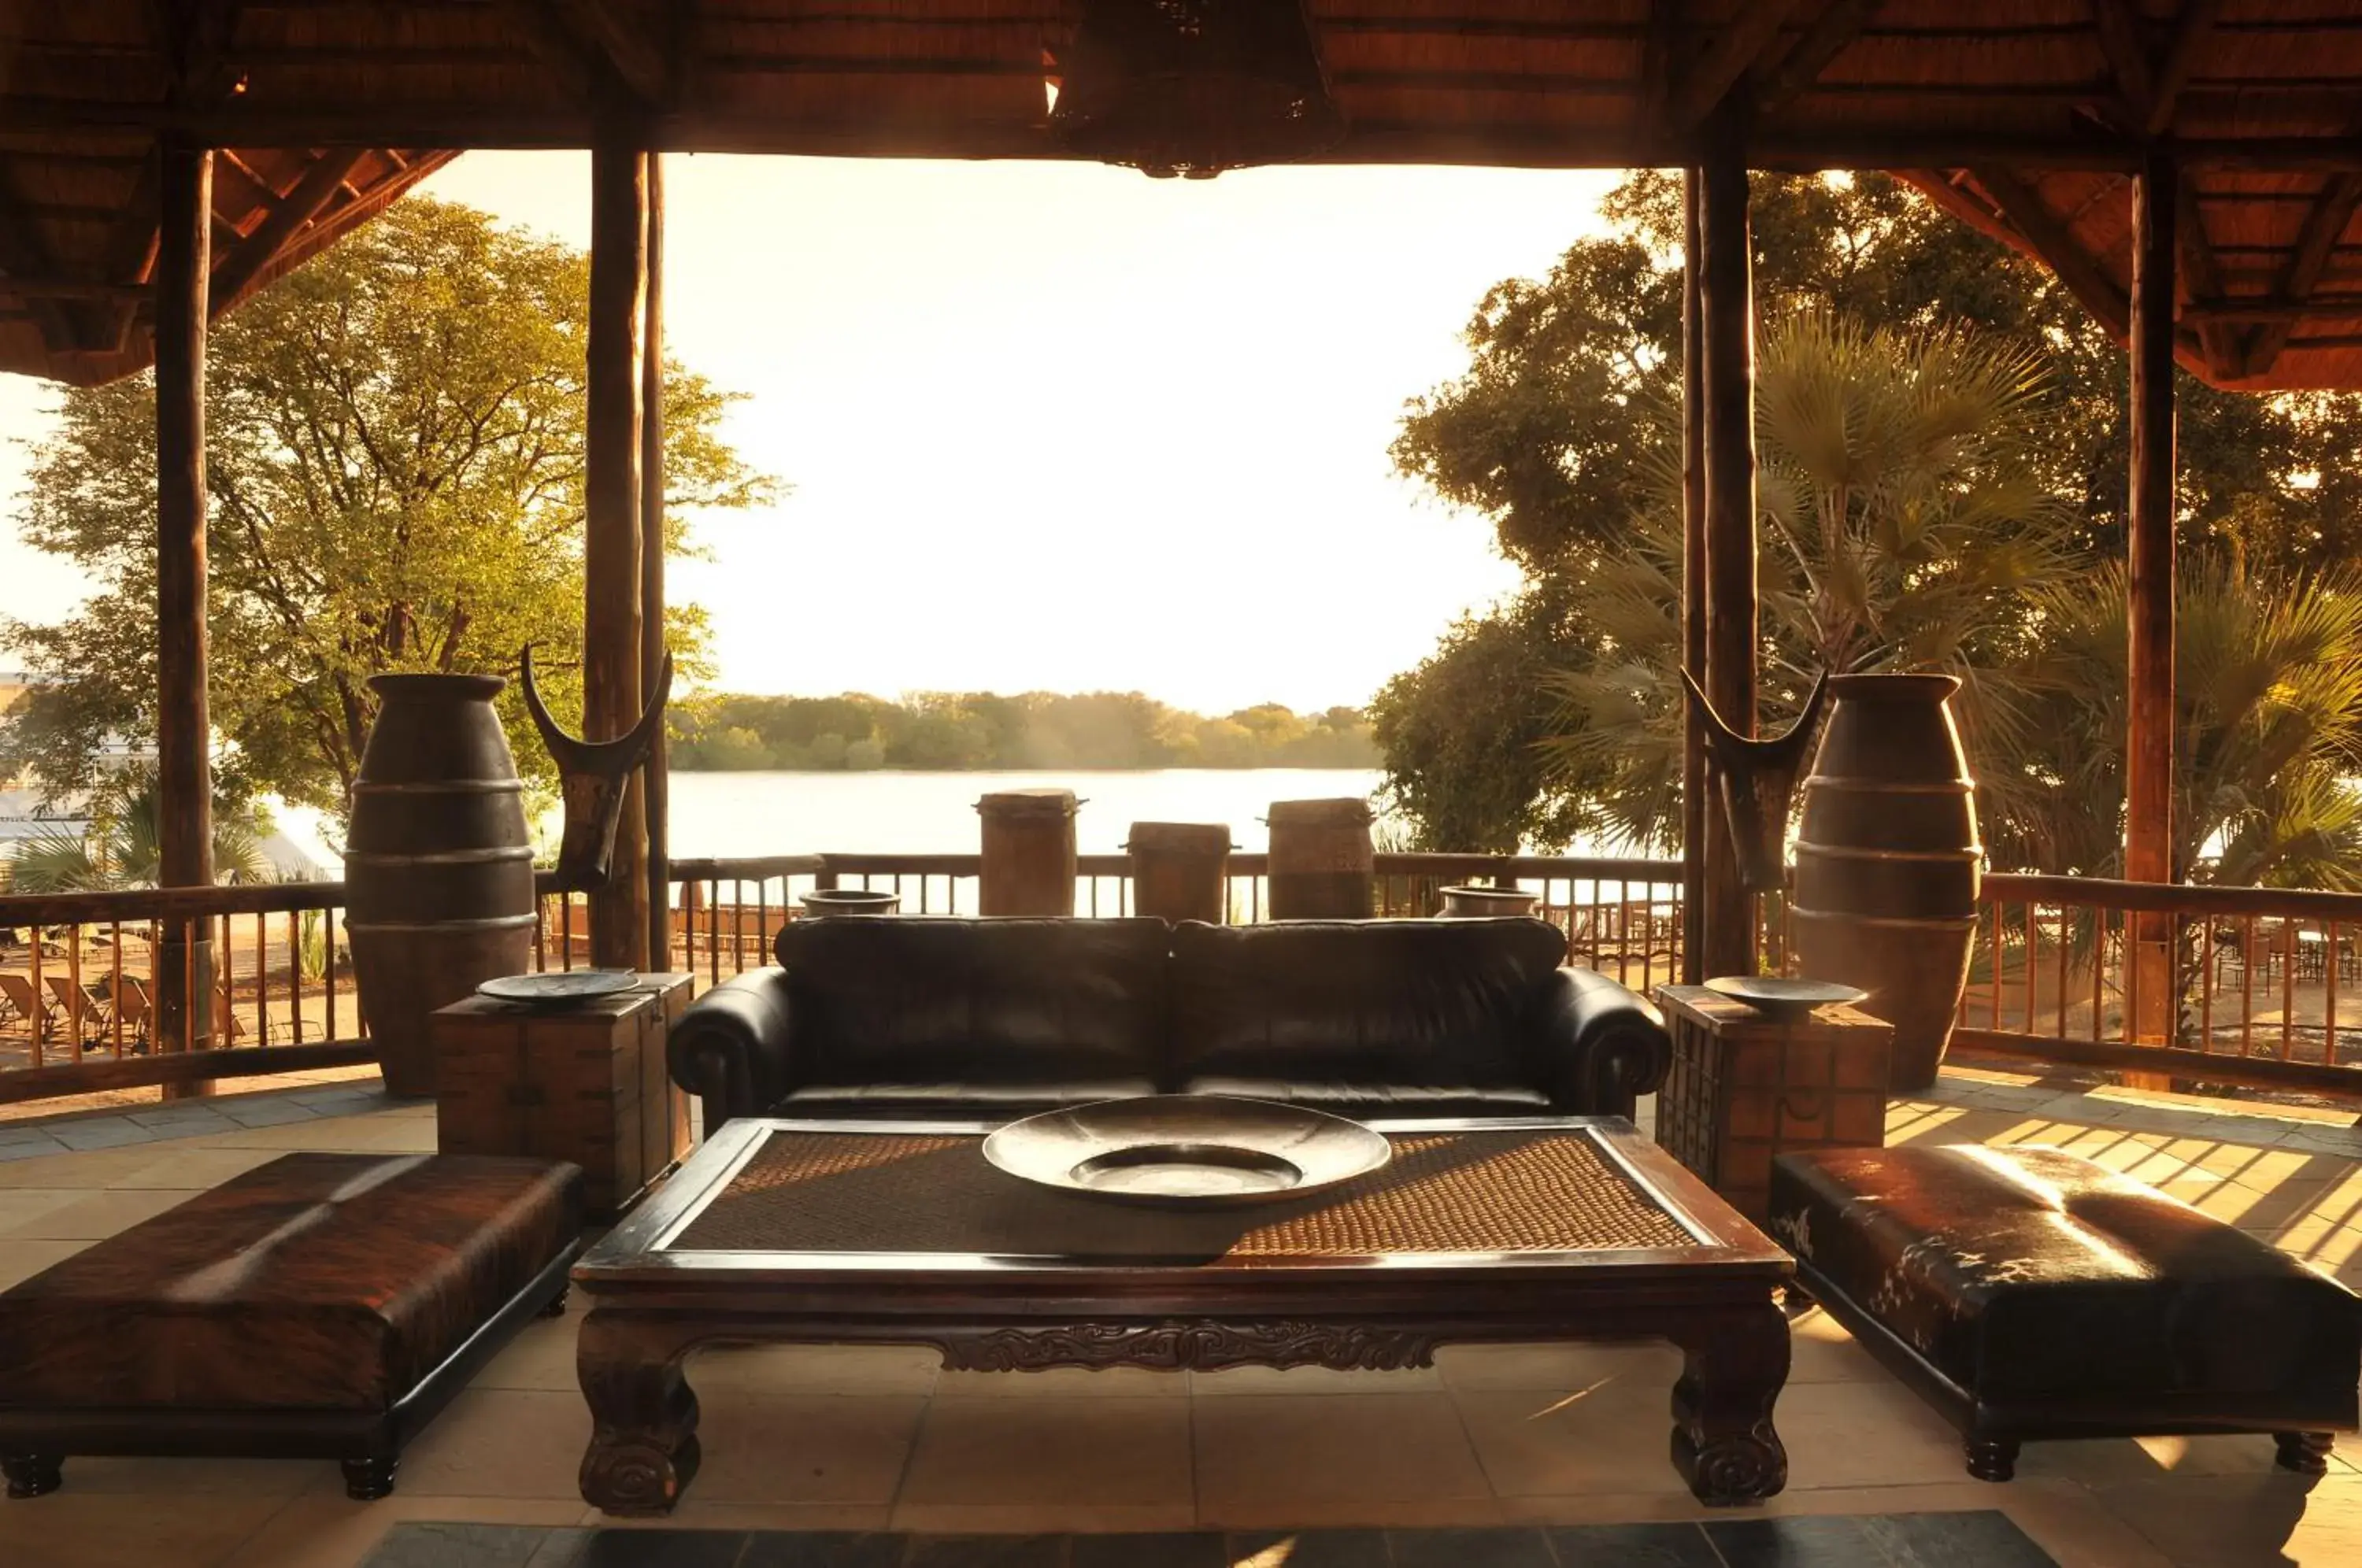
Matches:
[6,772,270,892]
[1382,169,2362,849]
[1541,312,2073,851]
[2,198,775,823]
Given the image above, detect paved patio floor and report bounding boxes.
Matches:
[0,1067,2356,1567]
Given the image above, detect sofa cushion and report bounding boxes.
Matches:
[779,1078,1159,1117]
[1183,1076,1553,1118]
[0,1152,579,1411]
[1168,918,1569,1093]
[775,916,1171,1087]
[1771,1145,2362,1410]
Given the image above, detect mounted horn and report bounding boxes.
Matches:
[521,642,675,890]
[1681,668,1830,894]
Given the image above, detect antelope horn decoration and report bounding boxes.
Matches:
[520,642,675,891]
[1680,668,1831,894]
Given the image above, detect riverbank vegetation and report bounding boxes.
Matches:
[669,691,1378,771]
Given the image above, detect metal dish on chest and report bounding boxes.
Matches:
[476,970,639,1008]
[983,1094,1391,1207]
[1703,974,1868,1023]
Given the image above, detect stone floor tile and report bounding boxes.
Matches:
[47,1118,162,1152]
[1192,1393,1490,1511]
[0,1185,88,1233]
[390,1388,596,1501]
[693,1343,942,1398]
[226,1493,589,1568]
[898,1396,1192,1507]
[890,1503,1198,1535]
[217,1098,328,1129]
[2091,1469,2360,1568]
[644,1504,894,1537]
[731,1527,905,1567]
[477,1315,583,1392]
[2012,1432,2290,1485]
[1384,1524,1555,1568]
[1226,1529,1390,1568]
[571,1528,748,1567]
[0,1235,91,1289]
[102,1145,287,1190]
[1772,1381,1973,1491]
[0,1488,289,1568]
[683,1393,924,1506]
[0,1185,191,1239]
[1200,1498,1507,1532]
[1453,1379,1690,1497]
[1066,1531,1226,1568]
[356,1521,557,1568]
[1992,1477,2177,1568]
[935,1364,1183,1399]
[1542,1522,1721,1566]
[900,1535,1063,1567]
[1432,1341,1678,1393]
[46,1452,322,1499]
[1188,1363,1443,1396]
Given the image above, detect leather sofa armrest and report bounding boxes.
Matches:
[668,967,794,1134]
[1531,965,1672,1121]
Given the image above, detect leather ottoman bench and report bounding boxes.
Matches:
[0,1152,582,1501]
[1769,1144,2362,1481]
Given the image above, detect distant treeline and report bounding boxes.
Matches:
[669,692,1379,771]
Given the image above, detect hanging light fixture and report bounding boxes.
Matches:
[1049,0,1346,179]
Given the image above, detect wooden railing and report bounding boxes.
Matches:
[28,852,2356,1111]
[1957,874,2362,1098]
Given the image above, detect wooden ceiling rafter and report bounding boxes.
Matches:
[491,0,672,115]
[1672,0,1808,125]
[0,167,86,356]
[2245,172,2362,377]
[2146,0,2225,138]
[205,146,367,312]
[2175,179,2240,380]
[1753,0,1887,120]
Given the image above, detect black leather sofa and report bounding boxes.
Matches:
[668,915,1672,1132]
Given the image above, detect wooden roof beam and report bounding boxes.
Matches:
[206,147,368,312]
[0,168,93,357]
[2147,0,2224,136]
[1673,0,1807,125]
[2245,173,2362,377]
[493,0,670,111]
[2086,0,2154,131]
[2175,181,2238,379]
[1971,165,2131,339]
[91,146,164,354]
[1754,0,1886,119]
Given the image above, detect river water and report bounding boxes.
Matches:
[278,767,1390,870]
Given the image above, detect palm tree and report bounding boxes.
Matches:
[6,775,271,893]
[1997,560,2362,887]
[1540,312,2072,849]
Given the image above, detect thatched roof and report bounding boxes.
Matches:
[4,2,2360,387]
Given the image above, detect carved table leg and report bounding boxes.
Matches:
[2275,1431,2334,1476]
[577,1309,703,1516]
[3,1454,62,1499]
[1666,1297,1790,1505]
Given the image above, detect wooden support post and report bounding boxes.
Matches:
[2127,151,2179,1067]
[1680,168,1709,986]
[641,153,671,972]
[585,135,650,971]
[154,138,216,1081]
[1698,125,1758,981]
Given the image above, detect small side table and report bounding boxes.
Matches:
[1653,983,1894,1222]
[434,972,692,1224]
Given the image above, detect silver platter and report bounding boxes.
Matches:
[476,970,639,1008]
[1703,974,1868,1022]
[982,1094,1392,1207]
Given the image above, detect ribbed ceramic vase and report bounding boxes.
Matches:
[344,674,538,1097]
[1790,673,1982,1093]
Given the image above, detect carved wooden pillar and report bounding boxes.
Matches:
[2127,153,2179,1057]
[640,153,670,971]
[586,135,650,971]
[155,138,216,1073]
[1680,167,1709,986]
[1698,126,1758,981]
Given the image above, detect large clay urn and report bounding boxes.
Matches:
[344,674,538,1096]
[1790,673,1982,1093]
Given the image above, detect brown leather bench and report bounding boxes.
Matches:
[0,1152,581,1500]
[1770,1144,2362,1481]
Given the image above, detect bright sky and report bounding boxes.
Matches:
[0,154,1616,712]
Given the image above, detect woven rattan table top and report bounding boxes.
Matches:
[662,1124,1700,1263]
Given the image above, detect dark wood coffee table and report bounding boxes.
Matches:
[572,1115,1794,1515]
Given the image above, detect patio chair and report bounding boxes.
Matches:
[0,972,54,1041]
[103,975,153,1053]
[40,974,102,1042]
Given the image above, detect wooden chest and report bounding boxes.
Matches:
[1653,984,1894,1222]
[434,973,692,1223]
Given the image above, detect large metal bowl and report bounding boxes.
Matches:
[982,1094,1391,1207]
